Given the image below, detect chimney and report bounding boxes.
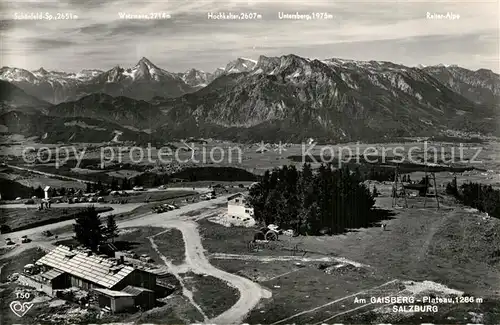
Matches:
[87,251,92,257]
[120,256,124,264]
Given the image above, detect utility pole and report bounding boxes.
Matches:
[392,166,408,208]
[432,172,440,210]
[423,166,428,208]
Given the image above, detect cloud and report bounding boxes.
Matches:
[1,0,498,72]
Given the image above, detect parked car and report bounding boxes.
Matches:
[5,238,14,245]
[162,204,174,211]
[42,230,53,237]
[132,186,144,191]
[126,250,139,259]
[21,236,31,243]
[139,254,154,263]
[152,206,166,213]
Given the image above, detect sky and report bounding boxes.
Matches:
[1,0,499,73]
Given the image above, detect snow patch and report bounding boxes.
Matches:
[403,280,464,296]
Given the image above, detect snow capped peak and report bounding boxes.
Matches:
[416,64,427,69]
[239,57,257,64]
[33,67,49,75]
[0,67,38,83]
[135,57,159,70]
[104,66,125,83]
[184,68,206,75]
[179,68,213,88]
[225,57,257,74]
[129,57,169,81]
[213,67,226,78]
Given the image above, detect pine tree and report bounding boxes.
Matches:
[121,178,130,190]
[73,206,105,251]
[105,215,119,243]
[96,180,103,192]
[110,178,119,190]
[34,185,44,198]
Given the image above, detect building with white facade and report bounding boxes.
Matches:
[226,193,255,226]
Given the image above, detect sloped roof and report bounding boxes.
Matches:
[122,285,154,296]
[37,245,135,289]
[94,288,134,298]
[40,269,64,281]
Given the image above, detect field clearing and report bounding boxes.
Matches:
[0,171,86,190]
[181,272,240,319]
[106,169,144,178]
[0,207,112,232]
[135,294,204,323]
[211,259,310,283]
[153,229,186,265]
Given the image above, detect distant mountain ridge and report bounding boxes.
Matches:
[421,65,500,106]
[153,55,498,142]
[1,55,498,143]
[0,80,51,114]
[0,110,155,143]
[0,57,262,104]
[0,58,194,104]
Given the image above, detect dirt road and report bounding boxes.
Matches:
[109,194,272,323]
[162,220,271,324]
[117,194,273,322]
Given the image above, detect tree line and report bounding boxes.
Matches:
[247,163,379,235]
[446,177,500,218]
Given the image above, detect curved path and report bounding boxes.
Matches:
[164,220,271,324]
[118,196,272,323]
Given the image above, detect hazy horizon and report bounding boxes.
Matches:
[2,0,499,73]
[2,55,498,75]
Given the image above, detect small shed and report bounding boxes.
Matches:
[94,288,135,313]
[122,285,155,309]
[40,268,67,289]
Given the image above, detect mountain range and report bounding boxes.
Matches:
[0,57,259,104]
[1,55,498,143]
